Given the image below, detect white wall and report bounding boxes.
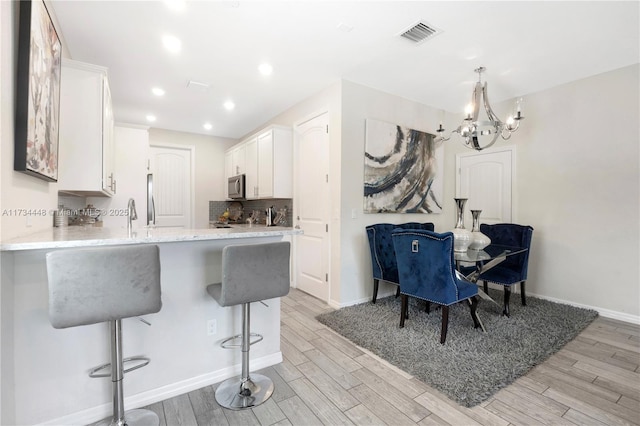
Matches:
[1,2,70,422]
[0,1,70,241]
[148,128,236,228]
[340,81,452,305]
[513,64,639,319]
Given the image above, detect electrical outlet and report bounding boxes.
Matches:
[207,319,217,336]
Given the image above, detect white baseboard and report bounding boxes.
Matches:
[337,290,395,308]
[462,282,640,325]
[526,292,640,325]
[41,352,283,426]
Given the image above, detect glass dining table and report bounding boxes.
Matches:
[454,244,528,304]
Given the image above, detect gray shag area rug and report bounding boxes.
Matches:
[316,290,598,407]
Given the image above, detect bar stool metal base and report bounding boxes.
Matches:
[215,373,274,410]
[95,408,159,426]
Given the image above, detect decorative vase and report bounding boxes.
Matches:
[468,209,491,251]
[452,198,472,252]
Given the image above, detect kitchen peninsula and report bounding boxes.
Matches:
[0,225,302,426]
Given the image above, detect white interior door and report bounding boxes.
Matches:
[294,112,330,301]
[456,147,514,225]
[149,145,193,228]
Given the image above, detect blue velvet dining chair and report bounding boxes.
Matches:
[365,222,434,303]
[478,223,534,317]
[392,229,482,344]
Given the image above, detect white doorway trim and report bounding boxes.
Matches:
[149,142,196,229]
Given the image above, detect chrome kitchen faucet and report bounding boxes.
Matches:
[127,198,138,235]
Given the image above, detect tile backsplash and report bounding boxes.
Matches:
[210,199,293,226]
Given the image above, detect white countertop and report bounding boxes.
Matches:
[0,225,302,251]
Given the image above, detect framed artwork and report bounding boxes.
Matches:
[14,0,62,182]
[364,119,443,213]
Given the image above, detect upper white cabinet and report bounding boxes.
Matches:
[57,59,116,196]
[255,126,292,198]
[224,125,292,200]
[225,143,246,177]
[244,136,258,198]
[247,126,293,199]
[224,143,246,198]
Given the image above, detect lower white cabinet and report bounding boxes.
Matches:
[57,59,115,196]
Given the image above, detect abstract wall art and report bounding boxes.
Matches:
[364,119,443,213]
[14,0,62,182]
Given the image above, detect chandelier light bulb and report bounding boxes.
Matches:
[465,103,474,120]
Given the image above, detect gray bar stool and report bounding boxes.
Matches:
[207,241,290,410]
[46,245,162,426]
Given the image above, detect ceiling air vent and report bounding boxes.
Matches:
[399,21,441,44]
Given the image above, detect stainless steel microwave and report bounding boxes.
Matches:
[228,174,245,199]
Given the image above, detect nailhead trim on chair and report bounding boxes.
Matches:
[369,227,385,281]
[393,230,461,301]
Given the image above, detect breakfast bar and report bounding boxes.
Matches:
[0,226,301,426]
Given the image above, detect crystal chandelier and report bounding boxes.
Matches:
[437,67,524,151]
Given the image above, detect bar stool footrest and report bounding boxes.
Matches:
[88,356,151,378]
[220,333,263,349]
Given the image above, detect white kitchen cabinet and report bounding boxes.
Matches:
[247,126,292,199]
[225,125,292,200]
[224,143,246,198]
[225,144,246,178]
[245,136,258,198]
[57,59,116,196]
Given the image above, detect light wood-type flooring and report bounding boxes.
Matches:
[128,289,640,425]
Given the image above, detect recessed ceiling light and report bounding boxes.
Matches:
[162,34,181,54]
[224,101,235,111]
[258,63,273,76]
[146,114,157,122]
[151,87,165,96]
[203,123,213,130]
[164,0,185,12]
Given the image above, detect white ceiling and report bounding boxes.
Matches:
[50,1,639,139]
